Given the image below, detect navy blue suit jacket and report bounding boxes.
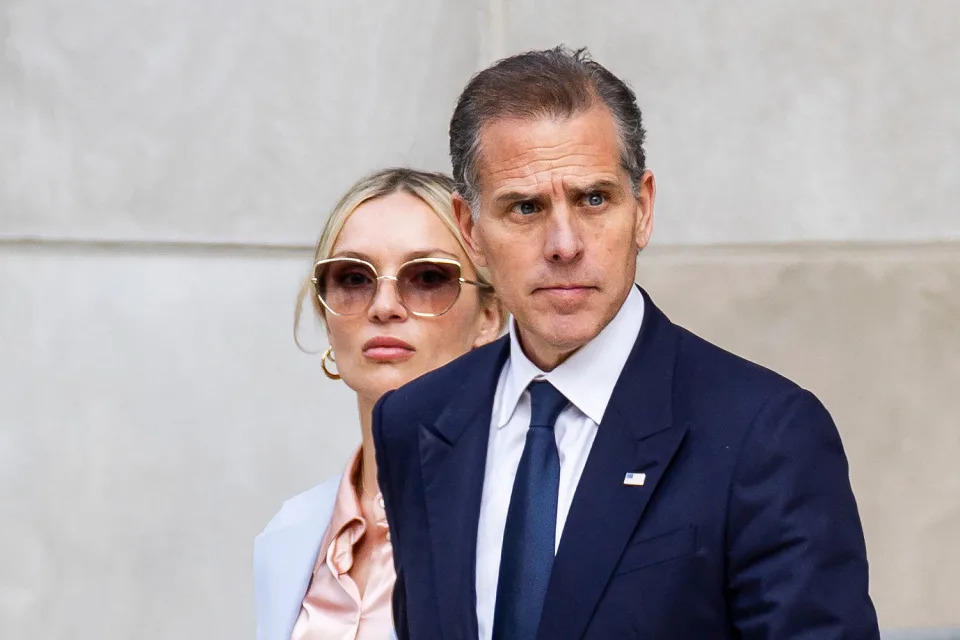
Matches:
[373,288,879,639]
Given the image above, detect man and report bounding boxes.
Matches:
[373,46,879,639]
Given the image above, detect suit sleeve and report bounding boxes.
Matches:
[726,388,880,639]
[373,391,410,640]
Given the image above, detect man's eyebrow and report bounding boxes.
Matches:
[567,178,622,194]
[492,179,623,204]
[492,190,542,205]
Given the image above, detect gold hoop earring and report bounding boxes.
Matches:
[321,346,341,380]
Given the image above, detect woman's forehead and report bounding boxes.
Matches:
[332,192,468,264]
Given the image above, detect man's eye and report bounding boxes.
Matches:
[515,201,538,215]
[585,193,605,207]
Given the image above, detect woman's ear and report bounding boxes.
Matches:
[472,295,504,348]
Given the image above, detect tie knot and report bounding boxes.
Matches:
[527,381,569,429]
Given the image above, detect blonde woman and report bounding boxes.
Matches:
[253,168,503,640]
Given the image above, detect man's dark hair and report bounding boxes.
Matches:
[449,45,647,209]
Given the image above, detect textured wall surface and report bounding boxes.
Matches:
[3,1,958,245]
[0,243,359,638]
[0,0,480,243]
[1,0,958,638]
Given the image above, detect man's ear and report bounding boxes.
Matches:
[634,170,656,251]
[453,193,487,268]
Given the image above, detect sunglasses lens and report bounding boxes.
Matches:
[315,260,377,315]
[398,261,462,315]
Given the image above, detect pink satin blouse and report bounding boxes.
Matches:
[290,448,395,639]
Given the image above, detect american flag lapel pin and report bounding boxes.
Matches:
[623,472,646,487]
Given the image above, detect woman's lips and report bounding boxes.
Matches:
[362,336,416,362]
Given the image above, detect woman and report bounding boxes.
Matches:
[254,168,503,640]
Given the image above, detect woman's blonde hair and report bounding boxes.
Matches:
[294,167,502,351]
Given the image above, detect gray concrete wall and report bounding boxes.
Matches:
[1,1,957,638]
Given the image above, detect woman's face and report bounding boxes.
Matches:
[324,191,501,404]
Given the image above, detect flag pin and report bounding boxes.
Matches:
[623,472,646,486]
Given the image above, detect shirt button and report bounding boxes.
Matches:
[379,497,385,508]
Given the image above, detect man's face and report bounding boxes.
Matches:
[455,106,655,370]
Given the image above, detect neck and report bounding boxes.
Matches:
[517,287,633,371]
[356,394,380,498]
[518,336,578,372]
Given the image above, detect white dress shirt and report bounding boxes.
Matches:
[475,287,645,640]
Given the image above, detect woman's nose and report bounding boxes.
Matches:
[366,277,408,323]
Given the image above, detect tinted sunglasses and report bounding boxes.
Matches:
[312,257,491,317]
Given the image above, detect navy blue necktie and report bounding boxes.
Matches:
[492,381,569,640]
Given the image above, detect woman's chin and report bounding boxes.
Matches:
[358,363,423,396]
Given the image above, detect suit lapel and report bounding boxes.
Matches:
[419,337,510,640]
[537,291,687,640]
[254,483,337,640]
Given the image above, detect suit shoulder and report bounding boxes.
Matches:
[673,323,804,413]
[256,473,340,538]
[380,335,507,427]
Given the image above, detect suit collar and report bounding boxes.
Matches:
[423,334,510,445]
[418,335,509,639]
[614,286,676,440]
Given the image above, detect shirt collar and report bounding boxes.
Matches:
[322,447,364,550]
[497,286,645,428]
[320,447,387,560]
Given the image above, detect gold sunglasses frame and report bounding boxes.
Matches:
[311,256,492,318]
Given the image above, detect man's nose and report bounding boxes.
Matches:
[543,204,583,263]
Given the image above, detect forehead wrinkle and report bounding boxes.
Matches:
[488,140,613,173]
[477,107,622,199]
[485,131,619,168]
[489,145,617,176]
[475,109,624,197]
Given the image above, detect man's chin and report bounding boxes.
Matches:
[537,319,605,356]
[513,307,607,358]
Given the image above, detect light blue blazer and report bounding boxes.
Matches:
[254,475,339,640]
[253,475,397,640]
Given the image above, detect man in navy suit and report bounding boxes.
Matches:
[373,46,879,639]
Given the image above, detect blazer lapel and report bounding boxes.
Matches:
[419,336,509,640]
[253,483,337,640]
[537,292,688,640]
